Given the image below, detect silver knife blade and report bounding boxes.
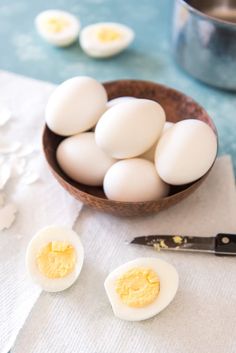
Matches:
[130,235,216,254]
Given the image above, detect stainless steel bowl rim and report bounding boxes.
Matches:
[178,0,236,27]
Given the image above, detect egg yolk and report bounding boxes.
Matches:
[43,17,70,33]
[96,27,122,42]
[115,267,160,307]
[36,241,76,279]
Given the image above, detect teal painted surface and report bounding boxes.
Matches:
[0,0,236,170]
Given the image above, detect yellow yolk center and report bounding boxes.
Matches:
[115,267,160,307]
[43,17,70,33]
[36,241,76,279]
[96,27,122,42]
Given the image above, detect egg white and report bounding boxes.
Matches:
[35,10,80,47]
[107,97,137,109]
[104,257,179,321]
[26,226,84,292]
[79,22,134,58]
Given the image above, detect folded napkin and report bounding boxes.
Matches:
[12,156,236,353]
[0,71,81,353]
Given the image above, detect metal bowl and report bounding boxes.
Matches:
[173,0,236,90]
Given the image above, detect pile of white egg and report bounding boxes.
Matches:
[45,76,217,203]
[35,10,134,58]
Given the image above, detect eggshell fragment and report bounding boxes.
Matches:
[95,99,166,159]
[21,170,40,185]
[57,132,116,186]
[0,141,21,154]
[46,76,107,136]
[0,106,12,126]
[0,203,17,231]
[0,193,5,207]
[155,119,217,185]
[17,145,36,157]
[104,158,169,202]
[9,157,26,177]
[0,163,11,189]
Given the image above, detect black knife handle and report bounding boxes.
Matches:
[215,233,236,256]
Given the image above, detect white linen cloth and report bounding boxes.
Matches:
[12,155,236,353]
[0,71,81,353]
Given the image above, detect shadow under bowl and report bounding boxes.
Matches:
[42,79,218,217]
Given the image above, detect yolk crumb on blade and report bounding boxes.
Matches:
[36,241,76,279]
[115,267,160,307]
[173,236,183,244]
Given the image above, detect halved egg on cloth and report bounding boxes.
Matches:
[35,10,80,47]
[104,257,179,321]
[26,226,84,292]
[80,22,134,58]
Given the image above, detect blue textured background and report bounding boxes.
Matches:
[1,0,236,170]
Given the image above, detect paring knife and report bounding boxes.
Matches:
[130,233,236,256]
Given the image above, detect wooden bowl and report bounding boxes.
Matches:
[42,79,217,217]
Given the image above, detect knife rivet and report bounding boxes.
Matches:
[222,236,230,244]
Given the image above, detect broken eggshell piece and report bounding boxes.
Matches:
[0,203,17,231]
[0,106,12,127]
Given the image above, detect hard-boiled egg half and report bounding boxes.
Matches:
[80,22,134,58]
[104,257,179,321]
[35,10,80,47]
[26,226,84,292]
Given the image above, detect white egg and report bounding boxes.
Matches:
[104,257,179,321]
[103,158,169,202]
[35,10,80,47]
[155,119,217,185]
[80,22,134,58]
[140,121,175,162]
[57,132,116,186]
[163,121,174,133]
[95,99,166,159]
[26,226,84,292]
[107,96,136,109]
[139,143,157,162]
[46,76,107,136]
